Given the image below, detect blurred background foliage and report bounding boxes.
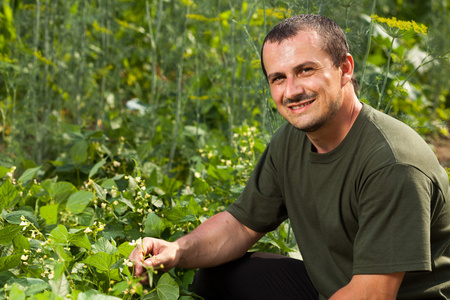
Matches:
[0,0,449,181]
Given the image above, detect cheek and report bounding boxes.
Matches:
[270,87,283,104]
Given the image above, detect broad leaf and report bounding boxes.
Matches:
[92,181,106,200]
[18,166,41,184]
[92,237,116,255]
[156,273,179,300]
[40,204,58,225]
[0,254,21,271]
[77,207,95,226]
[83,252,115,272]
[0,225,21,245]
[118,242,135,258]
[52,181,77,204]
[66,191,94,214]
[0,179,18,209]
[69,233,91,250]
[4,210,39,227]
[9,283,25,300]
[49,273,70,297]
[144,212,165,237]
[50,225,69,243]
[69,140,88,164]
[78,289,121,300]
[89,158,106,179]
[13,234,30,252]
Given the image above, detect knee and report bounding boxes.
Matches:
[193,267,225,299]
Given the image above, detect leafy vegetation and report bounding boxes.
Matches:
[0,0,448,299]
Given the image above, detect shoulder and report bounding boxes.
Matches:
[356,105,448,192]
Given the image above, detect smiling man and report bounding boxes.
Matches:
[130,15,450,299]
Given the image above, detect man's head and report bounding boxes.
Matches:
[261,14,358,92]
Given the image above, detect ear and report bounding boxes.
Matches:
[341,54,354,87]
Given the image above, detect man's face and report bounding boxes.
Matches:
[262,30,344,132]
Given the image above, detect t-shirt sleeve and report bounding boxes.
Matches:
[226,142,288,233]
[353,164,433,274]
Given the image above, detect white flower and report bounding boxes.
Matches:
[122,259,134,267]
[84,227,92,233]
[21,255,28,261]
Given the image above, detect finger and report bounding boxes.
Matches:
[129,247,145,276]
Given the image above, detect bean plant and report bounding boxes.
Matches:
[0,0,448,299]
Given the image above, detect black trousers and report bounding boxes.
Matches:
[193,252,318,300]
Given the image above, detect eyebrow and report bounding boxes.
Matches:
[267,61,318,81]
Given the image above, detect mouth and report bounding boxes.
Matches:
[289,99,315,111]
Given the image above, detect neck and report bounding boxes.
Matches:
[307,95,362,154]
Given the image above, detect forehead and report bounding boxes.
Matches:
[262,30,328,69]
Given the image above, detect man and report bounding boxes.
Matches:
[130,15,450,299]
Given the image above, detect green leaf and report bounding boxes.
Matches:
[164,207,188,223]
[92,237,116,255]
[66,191,94,214]
[142,291,159,300]
[0,166,11,178]
[50,225,69,243]
[0,179,18,209]
[77,207,95,226]
[89,158,106,179]
[69,233,91,250]
[117,242,135,258]
[0,254,21,271]
[18,166,41,184]
[188,197,202,216]
[70,140,88,164]
[13,234,30,253]
[92,181,106,200]
[83,252,114,272]
[9,283,25,300]
[51,181,77,204]
[53,261,65,281]
[49,273,70,297]
[0,271,16,286]
[156,273,179,300]
[9,278,51,296]
[144,212,165,237]
[78,289,121,300]
[4,210,39,228]
[40,204,58,225]
[0,225,21,245]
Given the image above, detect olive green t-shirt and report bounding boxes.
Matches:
[227,104,450,299]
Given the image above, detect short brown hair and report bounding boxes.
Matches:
[261,14,358,92]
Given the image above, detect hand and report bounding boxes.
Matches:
[129,237,180,284]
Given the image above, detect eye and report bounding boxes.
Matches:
[299,67,313,74]
[270,76,284,85]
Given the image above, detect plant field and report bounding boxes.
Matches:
[0,0,448,299]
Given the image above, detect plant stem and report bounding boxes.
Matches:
[167,7,188,173]
[378,36,395,110]
[359,0,377,96]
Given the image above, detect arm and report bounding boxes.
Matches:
[330,273,405,300]
[129,211,264,280]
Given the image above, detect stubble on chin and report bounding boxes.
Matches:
[289,97,341,133]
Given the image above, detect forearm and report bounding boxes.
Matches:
[175,211,264,269]
[330,273,405,300]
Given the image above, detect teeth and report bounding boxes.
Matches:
[291,100,314,110]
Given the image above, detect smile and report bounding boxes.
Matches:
[290,99,315,110]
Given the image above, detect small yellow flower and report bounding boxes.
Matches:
[371,14,427,36]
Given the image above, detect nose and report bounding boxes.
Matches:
[284,76,305,100]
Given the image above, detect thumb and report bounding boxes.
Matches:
[144,254,168,271]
